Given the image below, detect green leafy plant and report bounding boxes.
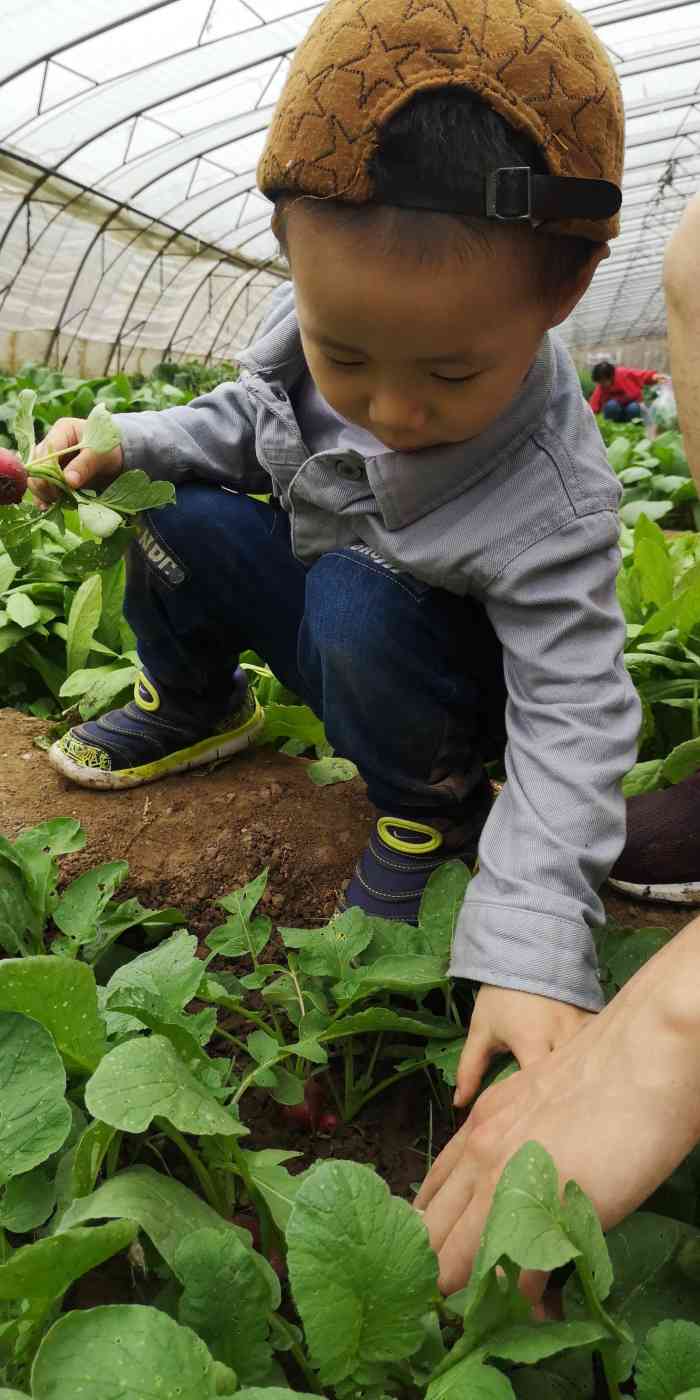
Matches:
[600,416,699,532]
[198,862,469,1125]
[0,390,175,718]
[0,835,696,1397]
[0,818,182,962]
[617,515,700,793]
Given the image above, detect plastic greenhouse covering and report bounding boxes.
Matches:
[0,0,698,374]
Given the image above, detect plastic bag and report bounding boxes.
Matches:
[648,380,678,433]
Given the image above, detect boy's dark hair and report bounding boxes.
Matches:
[275,89,597,300]
[592,360,616,381]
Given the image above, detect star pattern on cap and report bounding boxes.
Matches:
[314,115,364,192]
[337,26,420,107]
[428,22,487,66]
[258,0,624,242]
[511,0,560,55]
[403,0,461,26]
[538,62,596,157]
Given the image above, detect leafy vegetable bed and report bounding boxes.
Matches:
[0,369,700,1398]
[0,820,699,1400]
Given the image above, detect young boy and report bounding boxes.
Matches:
[416,195,700,1296]
[34,0,641,1097]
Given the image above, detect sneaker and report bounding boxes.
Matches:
[341,815,476,924]
[48,669,264,791]
[608,770,700,905]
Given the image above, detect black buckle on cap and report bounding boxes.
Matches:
[485,167,532,222]
[379,166,621,227]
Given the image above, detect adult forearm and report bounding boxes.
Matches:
[621,909,700,1047]
[664,194,700,490]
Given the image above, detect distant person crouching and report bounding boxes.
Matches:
[589,359,664,421]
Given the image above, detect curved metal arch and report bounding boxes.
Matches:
[0,7,310,265]
[611,278,668,339]
[55,169,262,367]
[582,0,700,26]
[114,210,274,372]
[2,1,181,87]
[158,246,281,364]
[8,7,318,157]
[183,265,276,366]
[614,36,700,80]
[102,107,275,203]
[202,261,276,363]
[595,115,694,342]
[161,170,261,229]
[101,183,272,373]
[162,256,237,360]
[1,102,272,332]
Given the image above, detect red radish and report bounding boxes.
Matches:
[318,1112,340,1135]
[0,450,28,505]
[281,1102,314,1133]
[231,1212,261,1249]
[231,1212,285,1278]
[281,1077,327,1133]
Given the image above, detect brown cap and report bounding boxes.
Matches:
[257,0,624,242]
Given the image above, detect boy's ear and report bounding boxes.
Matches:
[547,243,610,329]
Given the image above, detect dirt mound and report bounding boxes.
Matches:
[0,706,689,940]
[0,707,373,933]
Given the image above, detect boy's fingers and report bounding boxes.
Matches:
[62,450,98,488]
[28,478,59,508]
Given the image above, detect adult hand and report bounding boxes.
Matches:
[29,416,123,509]
[454,984,593,1107]
[416,914,700,1295]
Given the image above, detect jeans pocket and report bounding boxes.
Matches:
[341,544,433,600]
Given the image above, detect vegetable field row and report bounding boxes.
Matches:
[0,822,699,1398]
[0,363,699,1397]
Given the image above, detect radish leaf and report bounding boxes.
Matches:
[287,1159,437,1385]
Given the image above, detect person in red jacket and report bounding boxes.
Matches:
[589,359,662,419]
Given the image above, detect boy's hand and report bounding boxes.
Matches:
[29,416,124,509]
[454,985,593,1107]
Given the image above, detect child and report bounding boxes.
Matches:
[589,358,664,421]
[418,200,700,1295]
[33,0,641,1097]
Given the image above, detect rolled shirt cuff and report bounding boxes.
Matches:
[449,898,604,1012]
[117,413,180,480]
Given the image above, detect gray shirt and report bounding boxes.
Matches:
[117,284,641,1012]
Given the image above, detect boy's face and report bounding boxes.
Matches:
[287,206,575,454]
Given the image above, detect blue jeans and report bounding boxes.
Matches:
[125,486,505,828]
[603,400,642,422]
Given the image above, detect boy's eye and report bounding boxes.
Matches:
[432,371,479,384]
[327,356,364,368]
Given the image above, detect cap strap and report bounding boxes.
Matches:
[385,166,621,227]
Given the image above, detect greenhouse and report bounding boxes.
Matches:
[1,0,700,1396]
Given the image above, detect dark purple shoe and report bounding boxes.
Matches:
[342,815,477,924]
[609,770,700,905]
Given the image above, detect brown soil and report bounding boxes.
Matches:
[0,707,373,934]
[0,705,693,1202]
[1,705,691,940]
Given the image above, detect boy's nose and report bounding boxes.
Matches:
[368,386,427,435]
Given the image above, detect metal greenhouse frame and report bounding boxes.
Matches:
[1,0,699,370]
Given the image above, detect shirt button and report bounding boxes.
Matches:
[334,458,365,481]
